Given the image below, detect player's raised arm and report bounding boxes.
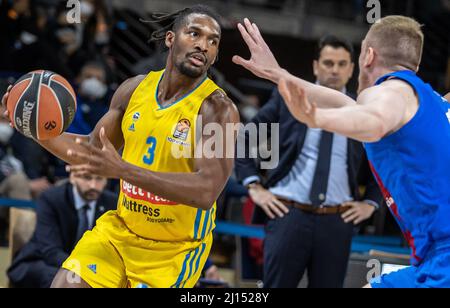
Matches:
[233,18,356,109]
[282,78,410,143]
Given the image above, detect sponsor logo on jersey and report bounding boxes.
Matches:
[87,264,97,274]
[121,181,177,205]
[173,119,191,141]
[129,112,141,132]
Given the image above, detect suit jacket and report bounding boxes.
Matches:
[235,88,382,224]
[8,182,117,287]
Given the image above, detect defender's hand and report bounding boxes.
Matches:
[66,127,126,179]
[232,18,286,83]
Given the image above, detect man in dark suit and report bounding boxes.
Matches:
[7,171,117,288]
[235,35,382,288]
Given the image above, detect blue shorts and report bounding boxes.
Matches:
[371,243,450,288]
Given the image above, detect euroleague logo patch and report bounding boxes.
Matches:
[44,121,57,131]
[173,119,191,141]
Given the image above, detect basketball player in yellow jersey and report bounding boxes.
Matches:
[2,5,239,288]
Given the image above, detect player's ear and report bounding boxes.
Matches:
[313,60,319,78]
[165,31,175,49]
[365,47,375,67]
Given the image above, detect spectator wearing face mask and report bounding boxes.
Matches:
[81,0,113,50]
[67,61,111,135]
[47,0,113,80]
[0,0,74,76]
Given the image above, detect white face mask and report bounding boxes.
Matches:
[241,105,259,121]
[80,77,107,100]
[0,122,14,144]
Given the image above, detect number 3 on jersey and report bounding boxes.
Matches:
[143,136,157,165]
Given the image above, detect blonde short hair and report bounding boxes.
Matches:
[366,15,424,71]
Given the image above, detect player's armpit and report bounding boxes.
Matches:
[89,75,146,151]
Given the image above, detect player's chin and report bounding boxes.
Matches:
[180,62,207,78]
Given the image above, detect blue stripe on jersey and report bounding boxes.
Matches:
[200,209,211,239]
[193,209,202,239]
[173,251,192,288]
[194,243,207,275]
[181,246,201,288]
[207,207,216,235]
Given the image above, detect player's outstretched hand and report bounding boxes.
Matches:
[232,18,285,83]
[278,75,320,128]
[66,127,126,178]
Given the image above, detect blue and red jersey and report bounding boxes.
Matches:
[365,70,450,265]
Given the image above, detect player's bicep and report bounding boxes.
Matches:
[358,87,406,135]
[89,108,124,150]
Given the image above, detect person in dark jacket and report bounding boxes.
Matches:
[7,171,117,288]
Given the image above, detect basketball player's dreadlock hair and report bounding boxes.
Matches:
[142,5,222,49]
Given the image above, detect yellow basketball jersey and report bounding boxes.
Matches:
[118,70,222,242]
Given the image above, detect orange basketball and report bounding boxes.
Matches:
[6,70,77,140]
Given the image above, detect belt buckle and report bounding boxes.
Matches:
[317,203,326,214]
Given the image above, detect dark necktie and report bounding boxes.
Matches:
[309,131,334,206]
[76,204,90,242]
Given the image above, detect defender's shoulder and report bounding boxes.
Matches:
[357,82,405,105]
